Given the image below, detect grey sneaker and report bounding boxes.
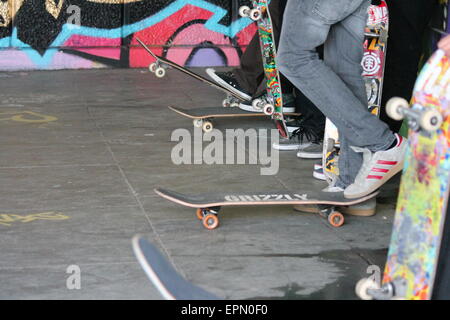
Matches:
[273,119,317,151]
[293,197,377,216]
[344,134,407,199]
[297,142,323,159]
[273,137,311,151]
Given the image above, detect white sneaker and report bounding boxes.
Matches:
[344,134,407,199]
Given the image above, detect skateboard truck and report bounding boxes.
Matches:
[356,277,407,300]
[386,97,443,133]
[149,61,168,78]
[192,118,214,133]
[239,5,262,21]
[196,207,220,230]
[317,205,345,228]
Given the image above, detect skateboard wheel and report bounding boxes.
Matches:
[202,121,213,133]
[386,97,408,121]
[155,67,166,78]
[193,119,203,128]
[149,63,157,73]
[239,5,250,18]
[252,99,263,110]
[249,8,262,21]
[355,277,379,300]
[222,99,231,108]
[196,208,204,220]
[263,104,274,116]
[328,211,344,227]
[202,214,219,230]
[230,102,240,108]
[420,109,443,132]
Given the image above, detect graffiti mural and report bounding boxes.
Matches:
[0,0,258,70]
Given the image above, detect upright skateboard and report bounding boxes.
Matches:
[239,0,289,138]
[132,236,219,300]
[169,106,300,133]
[322,0,389,183]
[356,49,448,300]
[155,188,379,230]
[135,37,251,108]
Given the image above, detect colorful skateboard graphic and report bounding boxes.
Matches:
[135,37,251,108]
[356,49,449,300]
[168,106,300,133]
[155,188,379,230]
[132,236,219,300]
[239,0,288,138]
[322,0,389,183]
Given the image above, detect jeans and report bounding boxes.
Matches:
[277,0,395,187]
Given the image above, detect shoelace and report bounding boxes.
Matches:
[291,123,321,144]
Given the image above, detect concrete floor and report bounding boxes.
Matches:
[0,68,400,300]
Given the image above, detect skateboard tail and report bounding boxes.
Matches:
[132,236,219,300]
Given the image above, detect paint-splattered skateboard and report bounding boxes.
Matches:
[135,37,251,108]
[168,106,300,133]
[155,188,379,230]
[239,0,288,138]
[322,0,389,183]
[356,49,449,300]
[132,236,219,300]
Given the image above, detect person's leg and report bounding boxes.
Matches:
[381,0,436,133]
[278,0,396,188]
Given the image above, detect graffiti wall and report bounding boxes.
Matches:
[0,0,258,71]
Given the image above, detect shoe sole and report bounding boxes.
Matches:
[297,152,322,159]
[206,69,252,101]
[293,205,376,217]
[313,170,326,181]
[344,161,404,199]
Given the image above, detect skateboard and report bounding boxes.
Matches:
[239,0,289,138]
[135,37,251,108]
[132,235,219,300]
[322,0,389,183]
[155,187,379,230]
[169,105,300,133]
[356,49,449,300]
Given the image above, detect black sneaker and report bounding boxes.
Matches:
[206,68,252,101]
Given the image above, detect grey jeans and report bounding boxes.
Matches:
[277,0,395,188]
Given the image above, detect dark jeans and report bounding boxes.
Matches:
[381,0,437,133]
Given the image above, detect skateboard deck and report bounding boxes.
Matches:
[356,49,450,300]
[168,106,300,133]
[322,0,389,183]
[132,236,219,300]
[155,187,379,230]
[135,37,250,107]
[239,1,288,138]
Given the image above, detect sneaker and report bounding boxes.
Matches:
[272,118,318,151]
[313,166,327,181]
[206,68,252,101]
[297,142,323,159]
[344,133,407,199]
[293,197,377,216]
